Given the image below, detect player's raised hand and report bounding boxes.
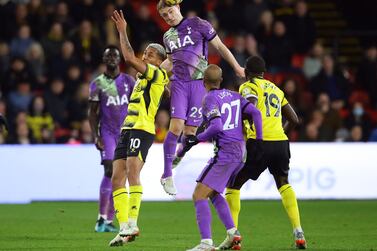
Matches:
[111,10,127,34]
[235,66,245,78]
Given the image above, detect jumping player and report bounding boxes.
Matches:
[88,45,135,232]
[157,1,245,195]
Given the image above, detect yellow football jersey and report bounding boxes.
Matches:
[122,64,169,135]
[239,77,288,141]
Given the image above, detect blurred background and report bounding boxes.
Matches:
[0,0,376,146]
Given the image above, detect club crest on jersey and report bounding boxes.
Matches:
[106,94,129,106]
[187,26,192,34]
[169,35,194,51]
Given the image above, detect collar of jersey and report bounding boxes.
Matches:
[104,72,120,80]
[173,17,186,28]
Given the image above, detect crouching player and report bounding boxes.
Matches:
[109,10,169,246]
[223,56,307,249]
[184,65,262,251]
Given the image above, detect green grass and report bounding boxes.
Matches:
[0,200,376,251]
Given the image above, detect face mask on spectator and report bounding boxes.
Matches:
[353,107,364,117]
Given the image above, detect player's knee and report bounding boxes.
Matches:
[274,175,289,189]
[103,160,113,178]
[183,126,197,136]
[169,119,184,135]
[126,158,142,185]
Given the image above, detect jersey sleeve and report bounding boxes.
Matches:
[163,32,172,54]
[281,96,289,106]
[202,94,221,121]
[142,64,158,81]
[88,80,100,102]
[240,95,251,111]
[196,17,217,42]
[239,82,258,100]
[125,75,136,98]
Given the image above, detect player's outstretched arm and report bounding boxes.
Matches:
[244,103,263,140]
[282,104,300,133]
[210,36,245,78]
[112,10,147,74]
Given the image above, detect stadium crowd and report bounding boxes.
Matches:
[0,0,376,144]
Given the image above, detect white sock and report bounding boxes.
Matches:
[227,227,237,235]
[294,227,303,233]
[201,239,213,246]
[98,214,107,220]
[120,222,128,230]
[128,218,137,227]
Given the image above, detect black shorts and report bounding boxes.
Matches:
[243,139,290,180]
[113,129,155,162]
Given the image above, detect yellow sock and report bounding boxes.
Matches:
[225,188,241,228]
[279,184,301,229]
[113,188,129,224]
[129,185,143,223]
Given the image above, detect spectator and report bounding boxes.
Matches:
[316,93,343,141]
[347,125,363,142]
[41,22,65,61]
[44,78,68,128]
[368,127,377,142]
[335,127,350,142]
[310,54,350,108]
[25,42,47,90]
[70,20,103,70]
[10,24,34,58]
[26,95,54,143]
[67,82,89,129]
[27,0,47,40]
[344,101,372,141]
[0,42,10,85]
[243,0,268,34]
[7,80,33,116]
[255,10,274,48]
[357,46,377,108]
[220,33,248,89]
[49,40,80,79]
[99,2,118,46]
[303,42,324,79]
[263,21,293,72]
[289,0,316,54]
[8,121,36,144]
[64,64,83,95]
[14,4,29,34]
[50,1,75,33]
[301,122,319,142]
[245,34,260,57]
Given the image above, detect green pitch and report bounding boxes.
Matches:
[0,200,376,251]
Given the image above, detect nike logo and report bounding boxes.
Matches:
[188,140,196,144]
